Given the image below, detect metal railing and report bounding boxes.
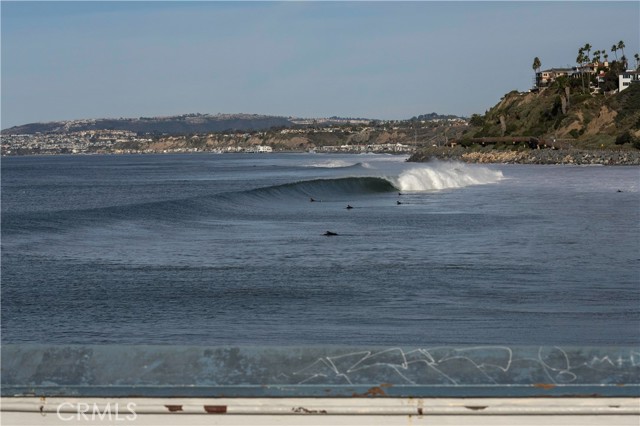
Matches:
[3,345,639,398]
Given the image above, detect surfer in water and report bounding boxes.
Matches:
[310,197,316,202]
[346,204,353,209]
[324,231,338,236]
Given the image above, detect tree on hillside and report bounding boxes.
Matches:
[469,114,484,127]
[600,60,626,92]
[532,57,541,72]
[618,40,626,59]
[577,48,586,93]
[583,43,592,63]
[611,44,618,61]
[532,57,541,86]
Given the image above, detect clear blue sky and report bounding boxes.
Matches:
[2,1,639,128]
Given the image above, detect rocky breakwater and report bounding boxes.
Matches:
[408,147,640,165]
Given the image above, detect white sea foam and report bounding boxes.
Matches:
[307,160,358,168]
[393,162,503,191]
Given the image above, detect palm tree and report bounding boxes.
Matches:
[584,43,592,63]
[532,57,541,87]
[635,53,640,70]
[612,44,618,61]
[603,52,609,63]
[618,40,626,59]
[532,57,541,72]
[593,50,601,64]
[577,49,586,93]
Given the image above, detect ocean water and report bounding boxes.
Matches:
[1,153,639,345]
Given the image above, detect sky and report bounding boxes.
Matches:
[1,1,639,129]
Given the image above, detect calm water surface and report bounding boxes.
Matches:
[2,153,639,345]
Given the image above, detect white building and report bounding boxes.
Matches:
[619,71,640,92]
[255,145,273,153]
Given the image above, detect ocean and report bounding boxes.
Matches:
[1,153,639,346]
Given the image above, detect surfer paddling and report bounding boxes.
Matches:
[324,231,338,236]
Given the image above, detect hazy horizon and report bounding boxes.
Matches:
[2,1,639,129]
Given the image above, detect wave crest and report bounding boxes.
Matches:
[241,177,397,201]
[306,160,362,168]
[394,162,503,191]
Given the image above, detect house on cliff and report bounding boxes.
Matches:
[619,70,640,92]
[535,63,603,89]
[535,61,640,94]
[535,68,573,88]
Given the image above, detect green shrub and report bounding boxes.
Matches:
[469,114,485,127]
[615,130,640,149]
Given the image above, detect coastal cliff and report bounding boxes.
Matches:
[466,83,639,147]
[408,83,640,164]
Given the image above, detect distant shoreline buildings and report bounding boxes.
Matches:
[0,113,468,156]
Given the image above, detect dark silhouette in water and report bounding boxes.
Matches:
[346,205,353,209]
[310,197,316,202]
[397,200,403,205]
[324,231,338,236]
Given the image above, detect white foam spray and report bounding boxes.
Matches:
[307,160,358,168]
[392,162,503,191]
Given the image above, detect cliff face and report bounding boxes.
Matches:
[138,128,419,152]
[469,84,640,147]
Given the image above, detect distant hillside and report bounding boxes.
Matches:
[465,83,640,148]
[411,112,467,121]
[1,113,295,135]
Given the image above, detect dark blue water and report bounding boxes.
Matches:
[2,153,639,345]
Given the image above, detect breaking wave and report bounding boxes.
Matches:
[305,160,364,168]
[232,177,397,202]
[3,161,503,235]
[392,162,504,191]
[236,162,502,201]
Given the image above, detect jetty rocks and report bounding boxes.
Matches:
[408,147,640,165]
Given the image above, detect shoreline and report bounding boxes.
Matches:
[3,148,640,166]
[408,147,640,166]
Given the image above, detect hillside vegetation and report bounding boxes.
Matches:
[465,83,640,149]
[1,113,294,135]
